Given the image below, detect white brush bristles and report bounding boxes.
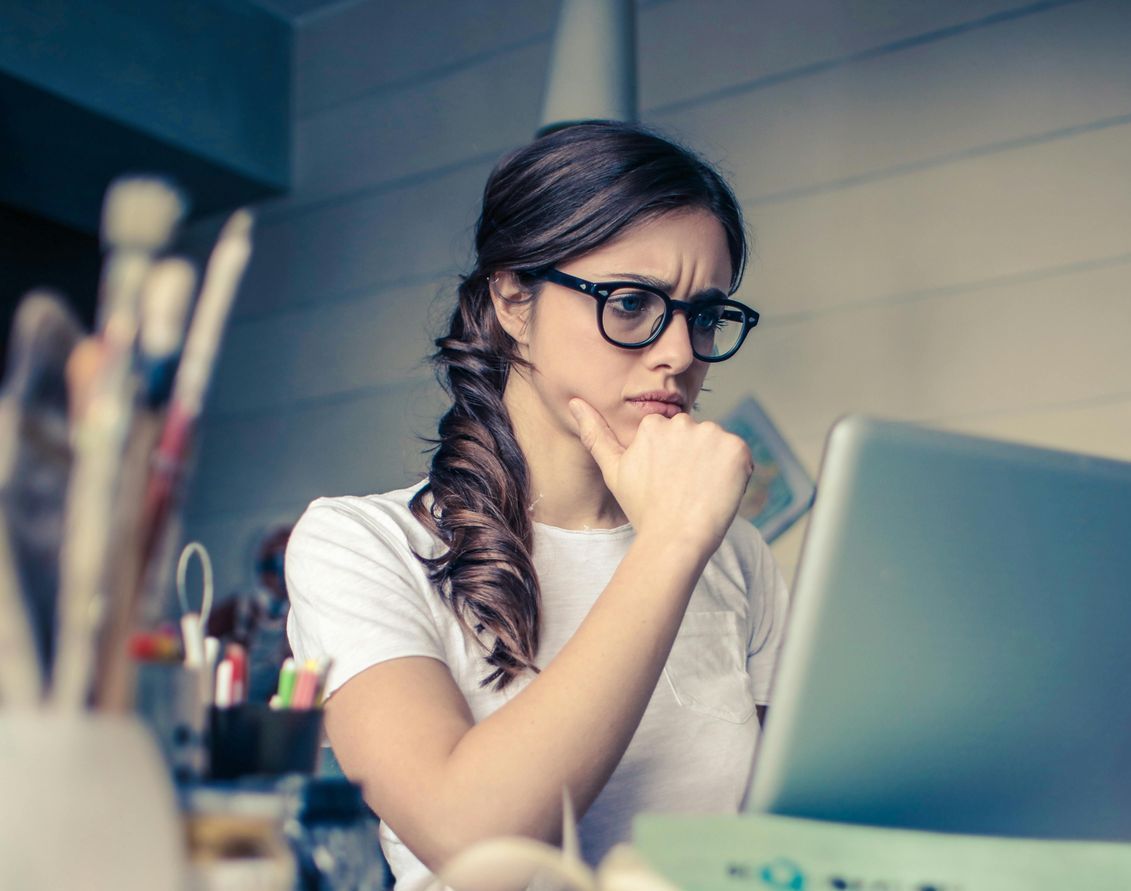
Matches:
[171,207,254,416]
[100,176,186,253]
[139,258,196,360]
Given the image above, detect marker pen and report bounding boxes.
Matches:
[214,658,234,709]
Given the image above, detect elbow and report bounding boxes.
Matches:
[382,801,565,877]
[401,827,502,878]
[431,824,564,875]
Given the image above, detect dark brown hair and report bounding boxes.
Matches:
[410,121,747,689]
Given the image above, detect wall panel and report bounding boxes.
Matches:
[295,0,557,116]
[659,0,1131,204]
[231,160,489,319]
[746,123,1131,320]
[187,377,447,520]
[293,42,548,207]
[639,0,1051,112]
[703,258,1131,442]
[209,278,448,416]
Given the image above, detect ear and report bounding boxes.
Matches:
[488,271,534,345]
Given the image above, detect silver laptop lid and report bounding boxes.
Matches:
[745,416,1131,841]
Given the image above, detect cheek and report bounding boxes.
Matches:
[558,351,624,409]
[527,310,611,401]
[531,300,606,379]
[542,344,636,434]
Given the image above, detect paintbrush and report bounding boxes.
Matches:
[93,258,196,712]
[139,209,253,578]
[92,210,252,711]
[50,176,185,710]
[96,177,187,333]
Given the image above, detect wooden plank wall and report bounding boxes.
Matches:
[182,0,1131,591]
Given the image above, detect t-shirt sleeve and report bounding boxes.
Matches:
[744,528,792,705]
[285,497,446,699]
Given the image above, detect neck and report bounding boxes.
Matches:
[503,376,627,531]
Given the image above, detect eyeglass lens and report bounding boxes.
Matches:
[601,287,745,359]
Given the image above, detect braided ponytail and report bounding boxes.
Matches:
[410,274,541,689]
[411,121,748,689]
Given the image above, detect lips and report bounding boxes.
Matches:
[626,391,686,418]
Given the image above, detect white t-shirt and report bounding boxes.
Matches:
[286,482,790,891]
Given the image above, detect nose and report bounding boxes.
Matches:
[644,310,697,373]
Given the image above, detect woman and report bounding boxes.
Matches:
[286,121,789,891]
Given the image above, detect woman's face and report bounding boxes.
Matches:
[503,208,734,449]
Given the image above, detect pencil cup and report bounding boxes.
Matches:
[0,713,184,890]
[209,704,323,780]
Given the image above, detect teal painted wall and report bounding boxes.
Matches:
[0,0,291,232]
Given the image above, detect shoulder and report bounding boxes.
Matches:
[289,481,440,564]
[285,482,453,696]
[285,482,444,620]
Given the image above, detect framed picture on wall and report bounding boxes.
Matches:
[720,396,815,544]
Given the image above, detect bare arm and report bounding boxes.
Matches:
[325,405,752,870]
[327,531,708,869]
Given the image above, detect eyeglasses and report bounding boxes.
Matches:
[528,268,759,362]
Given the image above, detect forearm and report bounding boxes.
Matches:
[401,532,709,866]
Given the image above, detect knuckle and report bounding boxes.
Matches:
[728,434,751,460]
[713,429,750,462]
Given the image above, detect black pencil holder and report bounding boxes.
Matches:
[208,704,323,780]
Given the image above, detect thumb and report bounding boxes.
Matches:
[569,398,624,475]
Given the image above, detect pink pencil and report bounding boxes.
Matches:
[290,661,319,710]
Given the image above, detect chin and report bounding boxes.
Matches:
[615,417,644,447]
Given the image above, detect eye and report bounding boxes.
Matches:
[692,304,726,330]
[606,290,655,316]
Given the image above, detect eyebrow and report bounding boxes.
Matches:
[602,272,729,303]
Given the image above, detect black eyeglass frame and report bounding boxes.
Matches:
[527,267,760,362]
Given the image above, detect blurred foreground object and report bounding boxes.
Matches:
[436,791,679,891]
[0,291,82,705]
[52,174,187,710]
[634,811,1131,891]
[0,712,184,890]
[0,171,255,888]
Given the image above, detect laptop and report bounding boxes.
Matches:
[744,415,1131,841]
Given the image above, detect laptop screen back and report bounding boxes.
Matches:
[745,416,1131,841]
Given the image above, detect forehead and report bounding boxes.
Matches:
[571,209,733,288]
